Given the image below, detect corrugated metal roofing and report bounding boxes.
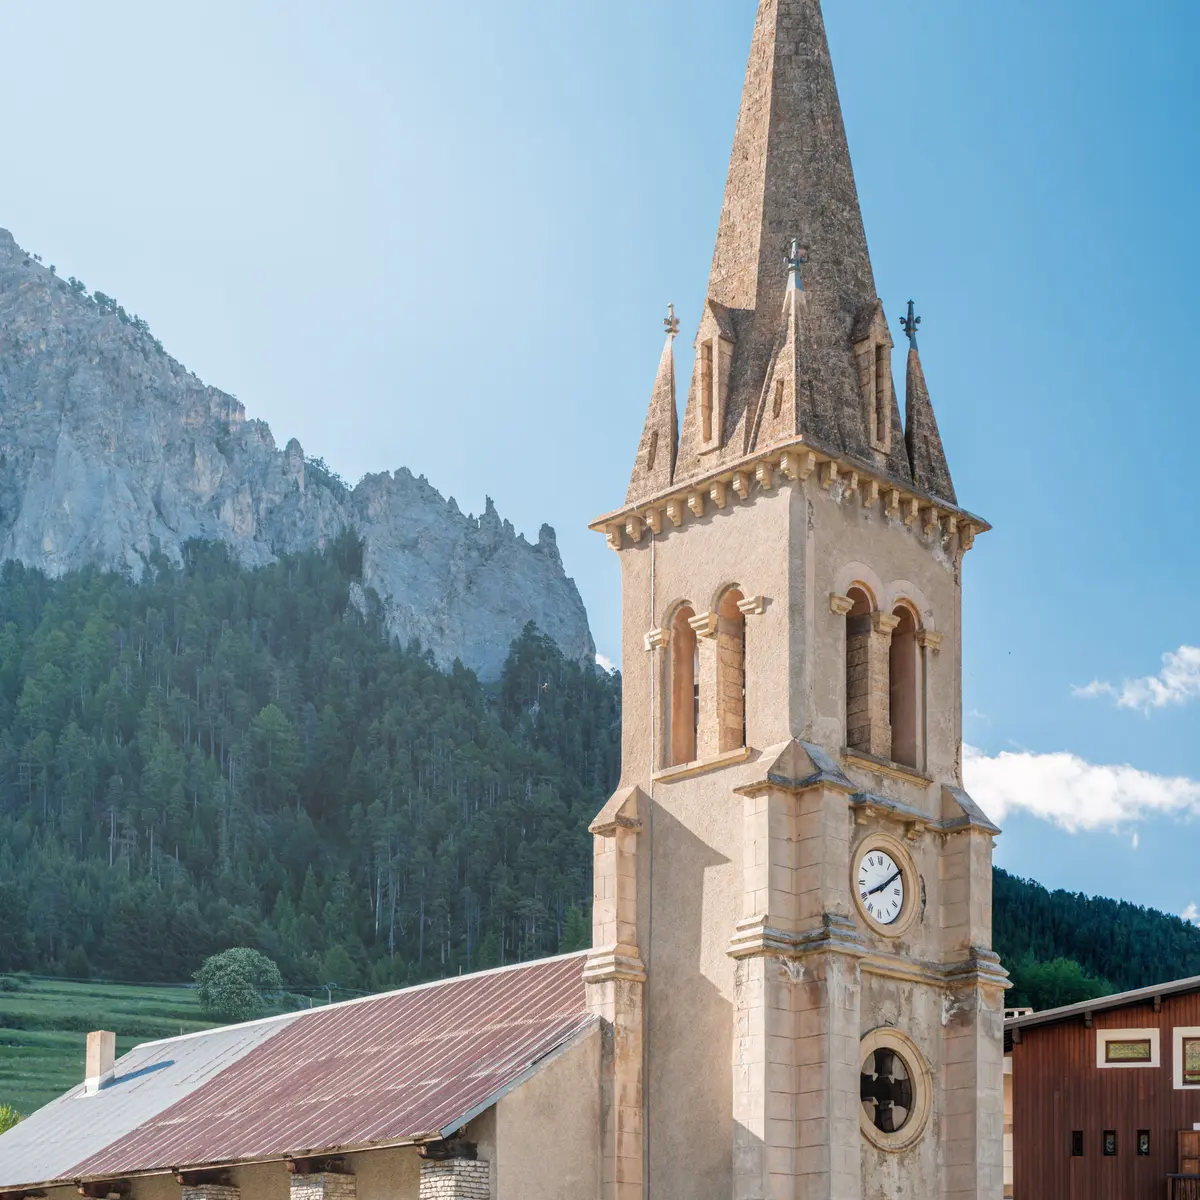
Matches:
[1,952,590,1187]
[0,1014,297,1189]
[1005,973,1200,1033]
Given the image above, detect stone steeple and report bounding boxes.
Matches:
[626,306,679,505]
[669,0,914,489]
[902,302,957,504]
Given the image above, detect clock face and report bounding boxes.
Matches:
[857,848,905,925]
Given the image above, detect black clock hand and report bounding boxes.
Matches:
[868,869,902,896]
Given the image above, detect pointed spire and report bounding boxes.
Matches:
[673,0,913,486]
[903,305,957,504]
[626,305,679,505]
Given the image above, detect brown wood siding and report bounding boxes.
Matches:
[1013,991,1200,1200]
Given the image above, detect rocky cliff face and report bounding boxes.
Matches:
[0,228,594,679]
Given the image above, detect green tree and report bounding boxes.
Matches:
[0,1104,21,1134]
[1007,956,1108,1011]
[194,947,284,1022]
[249,703,302,810]
[560,906,589,953]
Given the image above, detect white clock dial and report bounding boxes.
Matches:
[857,849,905,925]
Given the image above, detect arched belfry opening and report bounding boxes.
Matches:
[889,605,919,768]
[669,605,698,766]
[717,588,747,752]
[844,587,875,753]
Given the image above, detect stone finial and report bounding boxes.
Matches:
[664,302,680,337]
[900,299,921,351]
[786,238,809,292]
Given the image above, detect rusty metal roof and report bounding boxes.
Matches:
[0,953,591,1187]
[0,1015,298,1190]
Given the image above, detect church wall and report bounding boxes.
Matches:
[614,485,794,1194]
[859,971,944,1199]
[490,1024,601,1200]
[616,485,796,782]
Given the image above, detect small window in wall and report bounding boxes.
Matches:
[669,606,698,766]
[647,430,659,471]
[844,588,874,752]
[1105,1038,1152,1064]
[874,342,890,447]
[1137,1130,1151,1157]
[1097,1027,1160,1069]
[1184,1037,1200,1085]
[772,378,784,418]
[700,341,714,443]
[717,589,747,753]
[1103,1131,1117,1157]
[1171,1027,1200,1088]
[1071,1131,1084,1157]
[889,606,919,768]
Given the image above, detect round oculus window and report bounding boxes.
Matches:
[861,1046,914,1134]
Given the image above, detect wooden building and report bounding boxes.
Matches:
[1007,976,1200,1199]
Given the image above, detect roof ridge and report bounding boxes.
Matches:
[135,951,590,1049]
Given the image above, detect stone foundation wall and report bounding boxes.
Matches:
[417,1159,489,1200]
[291,1175,356,1200]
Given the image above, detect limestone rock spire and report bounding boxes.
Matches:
[673,0,914,488]
[626,305,680,504]
[902,301,957,504]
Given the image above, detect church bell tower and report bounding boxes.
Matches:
[584,2,1007,1198]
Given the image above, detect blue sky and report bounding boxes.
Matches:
[2,1,1198,920]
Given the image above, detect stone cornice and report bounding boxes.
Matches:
[842,749,933,787]
[583,946,647,985]
[591,434,990,554]
[728,919,1011,990]
[728,912,867,961]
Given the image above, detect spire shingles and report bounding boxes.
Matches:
[904,340,957,505]
[672,0,915,488]
[625,308,679,505]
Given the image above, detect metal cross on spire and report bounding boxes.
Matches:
[900,299,921,351]
[664,303,680,337]
[786,237,809,290]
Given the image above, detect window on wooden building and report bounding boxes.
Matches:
[1071,1131,1084,1157]
[1103,1131,1117,1157]
[1184,1036,1200,1086]
[1137,1130,1151,1156]
[1104,1038,1152,1064]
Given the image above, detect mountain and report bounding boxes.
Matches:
[0,228,593,680]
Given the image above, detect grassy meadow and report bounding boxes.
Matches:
[1,977,236,1116]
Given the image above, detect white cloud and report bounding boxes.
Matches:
[963,744,1200,833]
[595,653,617,674]
[1075,644,1200,712]
[1182,903,1200,926]
[1131,831,1139,851]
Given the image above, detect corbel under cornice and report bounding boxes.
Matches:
[591,434,989,555]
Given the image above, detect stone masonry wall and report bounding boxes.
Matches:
[290,1174,357,1200]
[182,1186,239,1200]
[417,1159,489,1200]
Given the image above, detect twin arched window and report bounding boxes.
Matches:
[667,589,747,766]
[844,588,922,770]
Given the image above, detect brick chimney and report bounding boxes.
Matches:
[84,1030,116,1094]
